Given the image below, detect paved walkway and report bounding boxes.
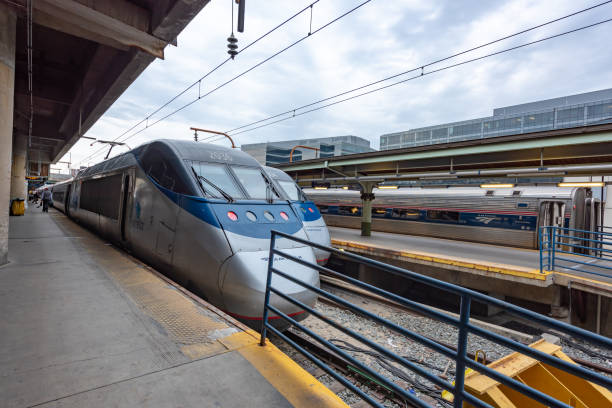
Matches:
[0,210,345,408]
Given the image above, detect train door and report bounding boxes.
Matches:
[537,201,565,248]
[120,170,133,243]
[65,184,71,217]
[583,198,602,255]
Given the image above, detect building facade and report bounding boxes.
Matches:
[241,136,373,165]
[380,88,612,150]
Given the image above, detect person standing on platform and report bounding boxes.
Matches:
[41,188,52,213]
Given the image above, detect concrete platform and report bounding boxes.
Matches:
[0,210,347,408]
[329,227,612,294]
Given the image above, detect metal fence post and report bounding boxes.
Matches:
[551,227,556,271]
[453,294,471,408]
[539,227,544,273]
[260,231,277,346]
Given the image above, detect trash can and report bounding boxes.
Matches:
[10,199,25,216]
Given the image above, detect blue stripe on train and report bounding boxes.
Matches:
[291,201,322,222]
[320,206,542,231]
[155,181,303,239]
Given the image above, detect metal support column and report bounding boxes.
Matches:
[359,182,375,237]
[0,3,17,265]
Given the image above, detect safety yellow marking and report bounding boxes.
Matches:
[332,239,551,281]
[553,271,612,289]
[236,340,350,408]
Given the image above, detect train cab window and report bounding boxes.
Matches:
[231,166,279,200]
[191,162,244,199]
[276,180,303,201]
[485,190,494,196]
[392,208,420,220]
[512,190,522,196]
[427,209,459,222]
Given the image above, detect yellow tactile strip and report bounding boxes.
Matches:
[332,239,551,281]
[51,214,349,407]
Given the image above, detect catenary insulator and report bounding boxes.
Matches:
[227,34,238,59]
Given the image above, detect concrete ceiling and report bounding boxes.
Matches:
[9,0,209,165]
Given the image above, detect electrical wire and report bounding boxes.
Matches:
[77,0,325,165]
[219,8,612,140]
[224,0,612,136]
[330,339,453,407]
[78,0,372,165]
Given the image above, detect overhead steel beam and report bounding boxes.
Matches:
[33,0,167,59]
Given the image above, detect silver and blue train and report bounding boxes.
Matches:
[52,140,323,327]
[306,186,602,249]
[264,166,331,264]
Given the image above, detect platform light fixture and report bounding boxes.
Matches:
[480,183,514,188]
[557,182,605,187]
[342,186,349,190]
[378,185,398,189]
[313,186,328,190]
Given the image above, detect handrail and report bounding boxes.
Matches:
[539,225,612,276]
[261,230,612,408]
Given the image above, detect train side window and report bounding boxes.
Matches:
[392,208,420,220]
[317,205,328,213]
[80,174,122,219]
[427,209,459,222]
[141,144,192,194]
[372,207,388,217]
[339,206,360,216]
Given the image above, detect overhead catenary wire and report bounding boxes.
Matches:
[77,0,372,165]
[218,4,612,139]
[77,0,325,165]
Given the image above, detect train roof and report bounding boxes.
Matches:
[305,186,581,198]
[76,139,260,179]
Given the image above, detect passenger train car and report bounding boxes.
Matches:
[52,140,319,327]
[306,186,602,249]
[264,166,331,264]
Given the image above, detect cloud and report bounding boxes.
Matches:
[63,0,612,169]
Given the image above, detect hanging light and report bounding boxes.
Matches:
[480,183,514,188]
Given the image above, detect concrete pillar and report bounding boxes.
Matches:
[0,3,16,265]
[360,182,375,236]
[10,134,27,202]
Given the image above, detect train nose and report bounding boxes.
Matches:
[219,246,319,328]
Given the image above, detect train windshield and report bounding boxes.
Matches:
[231,166,280,201]
[191,162,244,200]
[276,180,305,202]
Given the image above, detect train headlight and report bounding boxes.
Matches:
[279,211,289,221]
[308,207,314,213]
[227,211,238,221]
[246,211,257,222]
[264,211,275,221]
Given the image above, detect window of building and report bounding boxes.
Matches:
[556,107,584,125]
[586,103,612,122]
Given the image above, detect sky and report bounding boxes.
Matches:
[60,0,612,171]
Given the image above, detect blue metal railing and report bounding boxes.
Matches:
[261,230,612,408]
[540,225,612,277]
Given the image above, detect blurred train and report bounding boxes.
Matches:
[52,140,321,327]
[305,186,602,249]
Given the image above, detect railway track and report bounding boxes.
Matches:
[317,272,612,376]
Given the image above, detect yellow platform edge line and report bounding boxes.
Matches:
[221,331,349,408]
[332,239,550,281]
[553,271,612,289]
